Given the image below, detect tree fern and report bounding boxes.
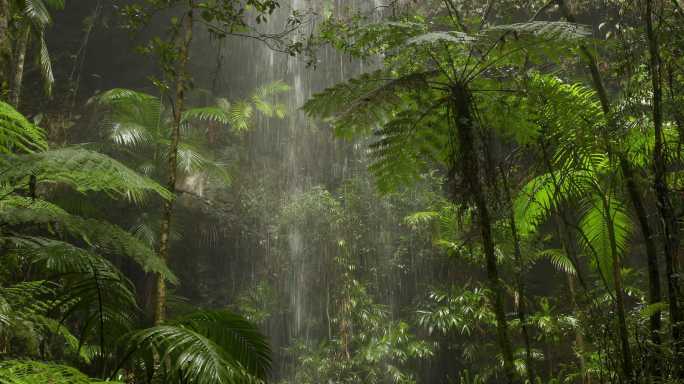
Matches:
[0,360,118,384]
[0,148,173,203]
[0,101,47,154]
[0,195,176,281]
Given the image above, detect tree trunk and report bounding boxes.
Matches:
[153,4,194,325]
[601,194,634,381]
[0,0,10,89]
[9,24,30,108]
[621,158,662,375]
[501,167,535,383]
[557,1,664,379]
[451,86,518,384]
[645,0,683,374]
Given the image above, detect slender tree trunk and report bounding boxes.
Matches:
[153,4,194,325]
[566,275,590,384]
[600,194,634,381]
[622,158,662,375]
[451,86,518,384]
[645,0,683,374]
[0,0,10,90]
[542,138,591,383]
[9,24,30,108]
[557,1,664,379]
[501,167,535,383]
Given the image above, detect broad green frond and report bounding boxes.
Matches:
[406,31,477,46]
[93,89,163,135]
[22,0,52,25]
[171,310,272,379]
[527,74,604,151]
[302,70,434,138]
[109,122,151,147]
[0,196,177,282]
[486,21,591,40]
[0,148,173,202]
[37,33,54,96]
[0,101,48,154]
[254,80,290,97]
[535,248,576,276]
[577,194,632,285]
[228,101,253,132]
[368,105,449,192]
[183,107,231,125]
[404,211,439,229]
[124,310,271,384]
[514,170,583,235]
[0,360,114,384]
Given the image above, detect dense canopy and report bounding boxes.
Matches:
[1,0,684,383]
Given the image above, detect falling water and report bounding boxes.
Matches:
[189,0,389,377]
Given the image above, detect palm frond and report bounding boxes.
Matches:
[182,107,231,125]
[228,101,253,133]
[37,32,54,96]
[124,310,271,384]
[535,248,576,276]
[172,310,272,379]
[93,89,163,137]
[22,0,52,25]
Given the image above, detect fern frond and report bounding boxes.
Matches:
[577,193,632,285]
[0,101,48,154]
[0,360,114,384]
[486,21,591,40]
[182,107,231,125]
[535,248,576,276]
[0,196,177,282]
[0,148,173,202]
[303,70,435,139]
[406,31,477,45]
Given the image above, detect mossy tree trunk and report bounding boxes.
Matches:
[645,0,682,376]
[8,24,30,108]
[0,0,10,90]
[450,85,518,384]
[154,2,194,325]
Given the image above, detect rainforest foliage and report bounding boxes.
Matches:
[1,0,684,383]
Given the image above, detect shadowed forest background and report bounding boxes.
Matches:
[1,0,684,383]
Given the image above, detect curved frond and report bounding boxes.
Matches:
[406,31,477,46]
[37,32,54,96]
[577,194,632,285]
[0,196,177,282]
[182,107,231,125]
[0,360,113,384]
[535,248,577,276]
[171,310,272,379]
[124,310,271,384]
[0,148,173,202]
[0,101,48,154]
[302,70,435,138]
[486,21,591,40]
